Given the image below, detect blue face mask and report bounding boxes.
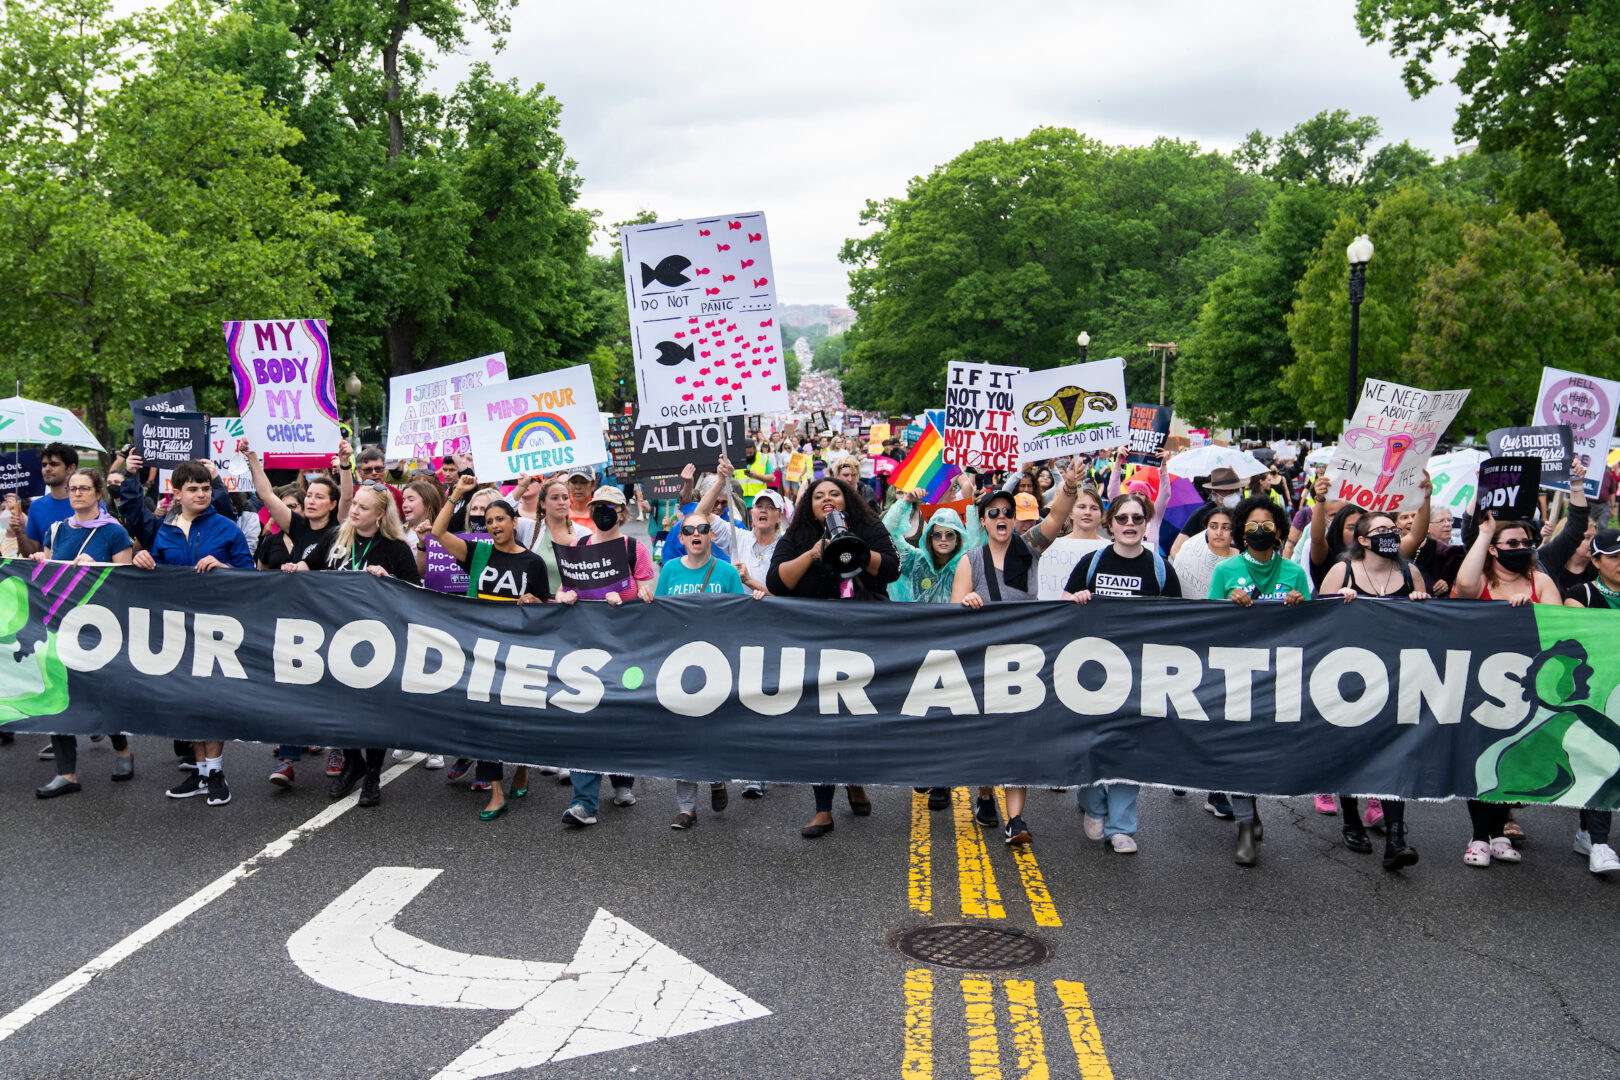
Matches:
[305,472,325,482]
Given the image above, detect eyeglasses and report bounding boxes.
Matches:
[1247,521,1278,533]
[983,506,1014,520]
[358,464,386,476]
[1366,526,1399,537]
[1495,539,1534,549]
[66,485,96,494]
[679,524,712,536]
[1112,513,1147,525]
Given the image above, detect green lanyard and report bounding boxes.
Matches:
[349,537,376,571]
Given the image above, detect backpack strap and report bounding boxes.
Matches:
[699,556,718,592]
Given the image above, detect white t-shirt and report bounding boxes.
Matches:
[728,522,779,587]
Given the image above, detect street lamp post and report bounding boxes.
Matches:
[344,372,363,442]
[1345,234,1374,421]
[1076,331,1090,365]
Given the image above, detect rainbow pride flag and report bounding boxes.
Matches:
[889,418,960,501]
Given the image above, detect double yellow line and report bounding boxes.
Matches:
[908,787,1060,926]
[902,970,1113,1080]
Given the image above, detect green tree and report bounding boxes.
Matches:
[0,0,368,448]
[1358,0,1620,267]
[812,333,850,372]
[1237,109,1384,186]
[1282,185,1483,431]
[1175,184,1358,428]
[1408,211,1620,432]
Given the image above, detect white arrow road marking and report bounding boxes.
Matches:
[288,866,771,1080]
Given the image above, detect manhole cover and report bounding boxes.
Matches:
[892,925,1050,970]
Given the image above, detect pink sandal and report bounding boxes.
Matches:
[1463,840,1491,867]
[1489,837,1521,863]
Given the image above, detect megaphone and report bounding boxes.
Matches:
[821,509,870,580]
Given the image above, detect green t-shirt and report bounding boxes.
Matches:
[654,555,748,596]
[1206,552,1311,602]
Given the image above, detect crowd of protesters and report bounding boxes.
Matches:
[8,420,1620,880]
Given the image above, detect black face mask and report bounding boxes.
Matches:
[1495,547,1535,575]
[1369,533,1402,559]
[591,504,619,532]
[1245,527,1277,552]
[466,514,486,533]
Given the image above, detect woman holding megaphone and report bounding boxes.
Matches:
[768,477,901,838]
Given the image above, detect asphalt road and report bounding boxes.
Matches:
[2,731,1617,1080]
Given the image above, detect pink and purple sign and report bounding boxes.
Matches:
[224,319,341,469]
[1536,366,1619,496]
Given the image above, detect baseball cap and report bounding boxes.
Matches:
[568,467,595,481]
[1592,529,1620,557]
[1014,493,1041,521]
[589,486,626,506]
[752,489,785,509]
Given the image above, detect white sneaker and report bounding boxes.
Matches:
[1488,837,1521,863]
[561,804,596,827]
[1589,844,1620,875]
[1573,829,1593,856]
[611,785,636,807]
[424,755,445,770]
[1082,813,1105,841]
[1109,834,1137,854]
[392,749,409,762]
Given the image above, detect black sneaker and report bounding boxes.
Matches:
[357,772,381,808]
[926,787,951,811]
[167,772,207,799]
[974,797,1000,828]
[205,771,231,806]
[1004,815,1031,847]
[1204,793,1235,820]
[329,759,364,799]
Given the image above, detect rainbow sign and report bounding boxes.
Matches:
[889,417,960,501]
[502,412,575,451]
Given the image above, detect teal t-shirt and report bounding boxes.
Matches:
[1206,552,1311,602]
[654,555,747,596]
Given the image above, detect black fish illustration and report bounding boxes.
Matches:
[641,254,692,288]
[655,341,695,366]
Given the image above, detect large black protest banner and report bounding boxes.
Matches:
[133,409,209,467]
[0,451,45,499]
[1488,425,1573,485]
[4,562,1616,809]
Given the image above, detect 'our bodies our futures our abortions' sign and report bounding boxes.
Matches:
[385,353,509,462]
[225,320,341,469]
[941,362,1026,471]
[1326,379,1469,514]
[132,410,209,468]
[620,211,789,424]
[461,364,608,482]
[1012,358,1129,465]
[1535,366,1620,498]
[7,562,1619,810]
[1487,425,1573,487]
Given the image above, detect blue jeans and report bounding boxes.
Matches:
[569,772,633,816]
[275,745,302,762]
[1077,783,1139,837]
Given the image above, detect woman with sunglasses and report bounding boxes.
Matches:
[1560,528,1620,875]
[1208,496,1313,865]
[1453,514,1560,866]
[769,476,900,838]
[953,461,1083,847]
[1060,490,1179,854]
[1318,511,1428,869]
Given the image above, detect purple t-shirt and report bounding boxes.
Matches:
[1291,505,1312,531]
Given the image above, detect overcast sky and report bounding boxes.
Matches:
[437,0,1463,306]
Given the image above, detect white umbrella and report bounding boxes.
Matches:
[1165,444,1268,481]
[0,396,105,451]
[1304,445,1334,468]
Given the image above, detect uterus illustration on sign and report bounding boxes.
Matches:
[1342,429,1438,495]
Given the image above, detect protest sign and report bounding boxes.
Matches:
[462,364,608,482]
[941,361,1025,471]
[785,453,811,484]
[619,406,747,480]
[811,410,831,436]
[15,562,1619,811]
[867,422,891,453]
[0,451,45,498]
[1012,358,1129,465]
[1473,456,1541,528]
[1326,379,1469,514]
[554,539,634,600]
[1188,429,1210,448]
[422,533,489,594]
[129,388,197,421]
[1535,367,1620,497]
[620,211,789,423]
[1425,449,1485,526]
[606,415,638,476]
[643,475,685,501]
[1036,537,1107,601]
[1124,403,1172,465]
[385,353,509,461]
[133,409,209,468]
[157,417,250,494]
[224,319,341,468]
[1488,425,1573,486]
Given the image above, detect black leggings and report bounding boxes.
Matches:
[1340,796,1405,827]
[51,734,127,776]
[1468,800,1511,843]
[343,748,386,775]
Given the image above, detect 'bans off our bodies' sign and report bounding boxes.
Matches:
[225,320,341,469]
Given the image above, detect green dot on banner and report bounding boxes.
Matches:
[622,666,644,690]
